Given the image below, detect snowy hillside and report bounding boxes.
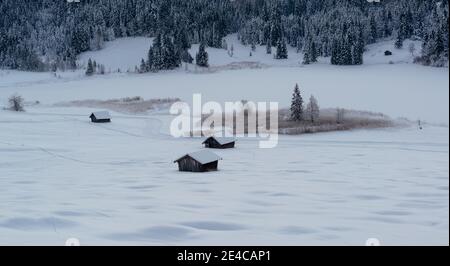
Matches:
[78,37,153,72]
[76,35,426,72]
[364,39,423,65]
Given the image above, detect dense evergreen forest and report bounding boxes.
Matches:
[0,0,448,72]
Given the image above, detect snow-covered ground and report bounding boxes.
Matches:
[1,64,448,124]
[77,35,425,70]
[78,37,153,72]
[0,106,448,245]
[0,36,448,245]
[1,36,448,123]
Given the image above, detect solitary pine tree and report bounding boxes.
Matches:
[196,43,209,67]
[290,84,304,121]
[139,58,147,73]
[86,58,94,76]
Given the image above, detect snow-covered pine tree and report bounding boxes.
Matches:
[331,38,339,65]
[181,50,194,64]
[151,34,164,70]
[147,46,155,72]
[140,58,147,73]
[275,39,288,59]
[302,51,310,65]
[352,27,365,65]
[196,43,209,67]
[395,35,404,49]
[266,43,272,54]
[269,2,283,47]
[290,83,304,122]
[309,41,318,63]
[174,27,193,64]
[162,34,181,69]
[86,59,94,76]
[369,16,378,44]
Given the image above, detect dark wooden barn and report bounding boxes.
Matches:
[203,137,236,149]
[90,111,111,123]
[174,150,222,172]
[384,50,393,56]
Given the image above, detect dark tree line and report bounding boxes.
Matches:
[0,0,448,72]
[238,0,448,66]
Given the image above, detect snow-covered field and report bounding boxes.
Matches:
[1,37,448,123]
[0,36,448,245]
[0,107,448,245]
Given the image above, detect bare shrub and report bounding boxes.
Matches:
[8,94,25,112]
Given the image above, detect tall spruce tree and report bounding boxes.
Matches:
[139,58,147,73]
[369,16,378,44]
[196,43,209,67]
[266,39,272,54]
[290,83,304,122]
[275,39,288,59]
[309,41,318,62]
[86,58,94,76]
[302,51,310,65]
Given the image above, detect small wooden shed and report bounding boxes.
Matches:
[90,111,111,123]
[174,150,222,172]
[384,50,393,56]
[203,137,236,149]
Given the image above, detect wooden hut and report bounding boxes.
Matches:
[384,50,393,56]
[90,111,111,123]
[202,137,236,149]
[174,150,222,172]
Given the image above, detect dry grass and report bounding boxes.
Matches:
[278,108,395,135]
[56,96,180,114]
[186,61,269,74]
[199,107,396,136]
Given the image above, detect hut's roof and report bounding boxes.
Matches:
[91,111,111,120]
[174,150,222,164]
[203,136,236,145]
